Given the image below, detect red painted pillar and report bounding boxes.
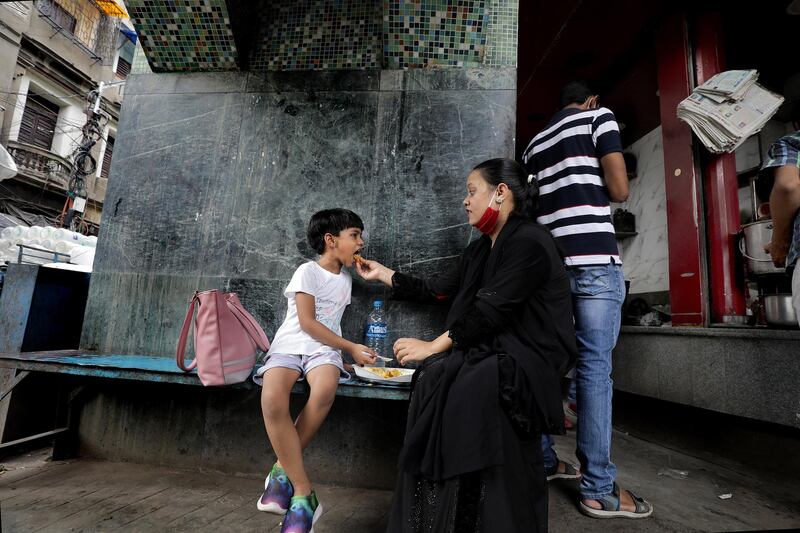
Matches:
[693,11,747,324]
[656,13,707,326]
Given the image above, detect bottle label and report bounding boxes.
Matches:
[365,323,387,337]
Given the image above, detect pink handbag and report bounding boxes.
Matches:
[176,290,270,386]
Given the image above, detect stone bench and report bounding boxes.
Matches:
[0,350,409,460]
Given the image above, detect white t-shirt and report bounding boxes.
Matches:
[267,261,352,357]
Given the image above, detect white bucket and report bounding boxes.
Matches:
[55,241,77,254]
[1,226,27,239]
[70,246,95,266]
[39,226,55,240]
[52,228,82,242]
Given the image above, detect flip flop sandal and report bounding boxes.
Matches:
[579,482,654,519]
[546,460,581,481]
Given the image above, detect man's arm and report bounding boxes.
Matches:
[600,152,629,202]
[766,164,800,267]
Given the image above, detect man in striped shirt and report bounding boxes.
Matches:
[523,81,652,519]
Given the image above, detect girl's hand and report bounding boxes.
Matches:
[355,258,395,286]
[349,343,378,366]
[394,338,435,365]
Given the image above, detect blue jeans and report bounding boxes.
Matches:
[542,263,625,499]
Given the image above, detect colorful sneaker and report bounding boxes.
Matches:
[280,491,323,533]
[257,463,294,514]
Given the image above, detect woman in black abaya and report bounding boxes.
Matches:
[356,158,577,533]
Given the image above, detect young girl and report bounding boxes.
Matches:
[255,208,376,533]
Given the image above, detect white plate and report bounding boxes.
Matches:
[353,366,414,385]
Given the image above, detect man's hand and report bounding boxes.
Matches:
[394,338,435,365]
[348,343,377,366]
[765,240,789,268]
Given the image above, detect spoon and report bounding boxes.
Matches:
[364,352,392,363]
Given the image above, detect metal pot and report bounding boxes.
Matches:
[740,220,784,275]
[763,294,798,328]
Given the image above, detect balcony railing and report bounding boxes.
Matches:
[33,0,118,63]
[6,140,71,189]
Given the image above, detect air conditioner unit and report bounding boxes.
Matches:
[0,143,18,181]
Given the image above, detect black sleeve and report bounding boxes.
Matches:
[390,264,460,304]
[448,304,496,348]
[450,232,552,347]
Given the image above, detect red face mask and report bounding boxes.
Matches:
[474,189,500,235]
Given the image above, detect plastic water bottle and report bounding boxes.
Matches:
[364,300,388,367]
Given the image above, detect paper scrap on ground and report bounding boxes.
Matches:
[657,468,689,480]
[718,493,733,500]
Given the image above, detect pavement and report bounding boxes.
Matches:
[1,425,798,532]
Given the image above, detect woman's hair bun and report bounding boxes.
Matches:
[472,158,539,217]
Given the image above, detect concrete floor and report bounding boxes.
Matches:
[1,426,798,532]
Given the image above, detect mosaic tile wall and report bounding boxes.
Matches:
[126,0,239,71]
[249,0,382,71]
[127,0,517,72]
[131,40,153,75]
[483,0,517,67]
[384,1,489,69]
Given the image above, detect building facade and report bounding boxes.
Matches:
[0,0,134,231]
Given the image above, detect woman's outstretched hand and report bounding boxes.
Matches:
[394,337,435,365]
[355,257,395,286]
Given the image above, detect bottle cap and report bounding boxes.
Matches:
[373,300,383,308]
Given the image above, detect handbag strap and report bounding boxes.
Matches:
[226,297,270,352]
[176,293,199,372]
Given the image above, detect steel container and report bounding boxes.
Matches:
[763,294,798,328]
[740,220,784,275]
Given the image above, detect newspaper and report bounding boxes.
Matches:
[677,70,784,153]
[695,69,758,103]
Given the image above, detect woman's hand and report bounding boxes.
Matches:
[348,343,378,366]
[355,258,395,286]
[394,338,435,365]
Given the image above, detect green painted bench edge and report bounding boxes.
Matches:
[0,350,410,401]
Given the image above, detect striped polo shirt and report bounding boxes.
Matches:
[522,107,624,266]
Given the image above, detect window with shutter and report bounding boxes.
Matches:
[18,91,60,150]
[37,0,77,34]
[101,136,114,179]
[116,57,131,78]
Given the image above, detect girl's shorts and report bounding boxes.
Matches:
[253,351,350,385]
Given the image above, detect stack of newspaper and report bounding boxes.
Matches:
[677,70,784,153]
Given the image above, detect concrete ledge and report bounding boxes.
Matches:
[621,325,800,340]
[127,68,516,96]
[379,67,517,91]
[614,327,800,428]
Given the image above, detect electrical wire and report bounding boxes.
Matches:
[518,0,584,98]
[0,93,113,145]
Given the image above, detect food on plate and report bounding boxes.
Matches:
[365,367,407,379]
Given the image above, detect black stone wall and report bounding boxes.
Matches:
[81,69,517,356]
[76,68,516,485]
